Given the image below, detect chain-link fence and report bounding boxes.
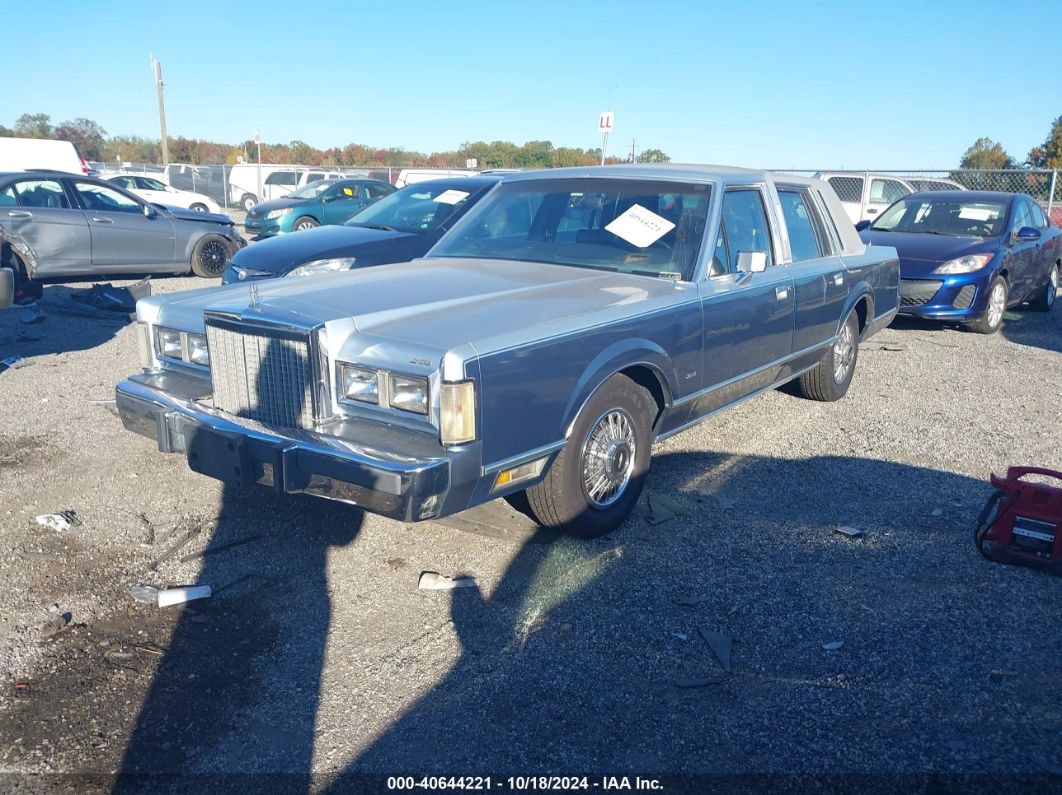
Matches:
[771,169,1062,224]
[87,162,1062,225]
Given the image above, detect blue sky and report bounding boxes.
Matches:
[3,0,1058,168]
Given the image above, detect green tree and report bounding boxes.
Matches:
[1026,115,1062,169]
[959,137,1015,170]
[636,148,670,164]
[14,113,53,138]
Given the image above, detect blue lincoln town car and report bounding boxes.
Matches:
[116,165,899,537]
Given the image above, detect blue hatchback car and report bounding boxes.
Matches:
[858,191,1060,333]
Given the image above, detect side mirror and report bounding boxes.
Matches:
[735,251,768,274]
[1015,226,1041,242]
[321,193,340,203]
[0,268,14,309]
[143,204,157,219]
[854,220,871,232]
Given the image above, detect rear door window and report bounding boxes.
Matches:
[827,176,863,204]
[13,179,72,209]
[777,188,829,261]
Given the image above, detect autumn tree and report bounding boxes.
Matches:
[959,137,1015,169]
[53,118,107,160]
[1026,115,1062,169]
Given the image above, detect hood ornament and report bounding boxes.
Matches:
[248,283,262,313]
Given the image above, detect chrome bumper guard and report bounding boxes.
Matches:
[116,373,466,522]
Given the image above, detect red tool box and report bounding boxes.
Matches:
[975,467,1062,575]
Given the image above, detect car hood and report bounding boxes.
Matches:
[858,229,998,277]
[230,224,416,272]
[247,196,311,215]
[157,204,232,225]
[138,257,694,357]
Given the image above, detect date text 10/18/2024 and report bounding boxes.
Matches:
[386,776,664,791]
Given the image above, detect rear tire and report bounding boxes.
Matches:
[968,276,1007,334]
[190,235,233,278]
[796,309,859,401]
[240,194,258,212]
[1030,264,1058,312]
[525,374,653,538]
[293,216,319,232]
[189,203,209,212]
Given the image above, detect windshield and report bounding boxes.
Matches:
[871,197,1009,237]
[289,179,335,199]
[430,178,710,280]
[345,182,482,234]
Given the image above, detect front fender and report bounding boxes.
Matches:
[562,339,677,436]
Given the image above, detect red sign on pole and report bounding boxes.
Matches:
[598,111,614,133]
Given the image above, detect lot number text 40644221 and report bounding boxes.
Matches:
[386,776,664,790]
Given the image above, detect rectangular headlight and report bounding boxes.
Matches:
[440,381,475,445]
[389,374,429,415]
[186,333,210,366]
[340,364,379,404]
[155,328,182,359]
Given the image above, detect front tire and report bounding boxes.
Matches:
[189,203,209,212]
[240,194,258,212]
[968,275,1008,334]
[1030,264,1058,312]
[293,216,319,232]
[525,374,653,538]
[796,309,859,401]
[190,235,233,278]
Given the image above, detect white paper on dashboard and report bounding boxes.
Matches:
[604,204,676,248]
[958,207,994,221]
[433,189,470,205]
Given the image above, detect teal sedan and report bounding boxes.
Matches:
[243,178,394,238]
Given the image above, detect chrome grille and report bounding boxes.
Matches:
[206,322,316,429]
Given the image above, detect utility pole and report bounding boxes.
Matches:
[150,55,169,166]
[630,138,636,163]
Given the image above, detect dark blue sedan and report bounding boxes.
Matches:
[858,191,1060,333]
[222,175,502,284]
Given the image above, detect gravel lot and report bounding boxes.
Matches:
[0,274,1060,792]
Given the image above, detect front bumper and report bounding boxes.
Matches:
[243,216,284,238]
[116,372,481,522]
[897,274,987,321]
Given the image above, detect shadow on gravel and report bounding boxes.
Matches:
[110,448,1062,789]
[1001,302,1062,354]
[324,452,1061,785]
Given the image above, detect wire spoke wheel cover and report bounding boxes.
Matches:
[582,408,637,508]
[833,320,856,384]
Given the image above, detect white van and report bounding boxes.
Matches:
[394,168,478,188]
[0,137,88,175]
[814,172,916,223]
[226,165,348,210]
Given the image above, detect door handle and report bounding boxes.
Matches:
[775,286,790,301]
[833,272,844,286]
[866,209,878,215]
[91,217,114,224]
[7,210,31,218]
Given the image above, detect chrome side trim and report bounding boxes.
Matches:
[671,337,834,408]
[656,363,818,442]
